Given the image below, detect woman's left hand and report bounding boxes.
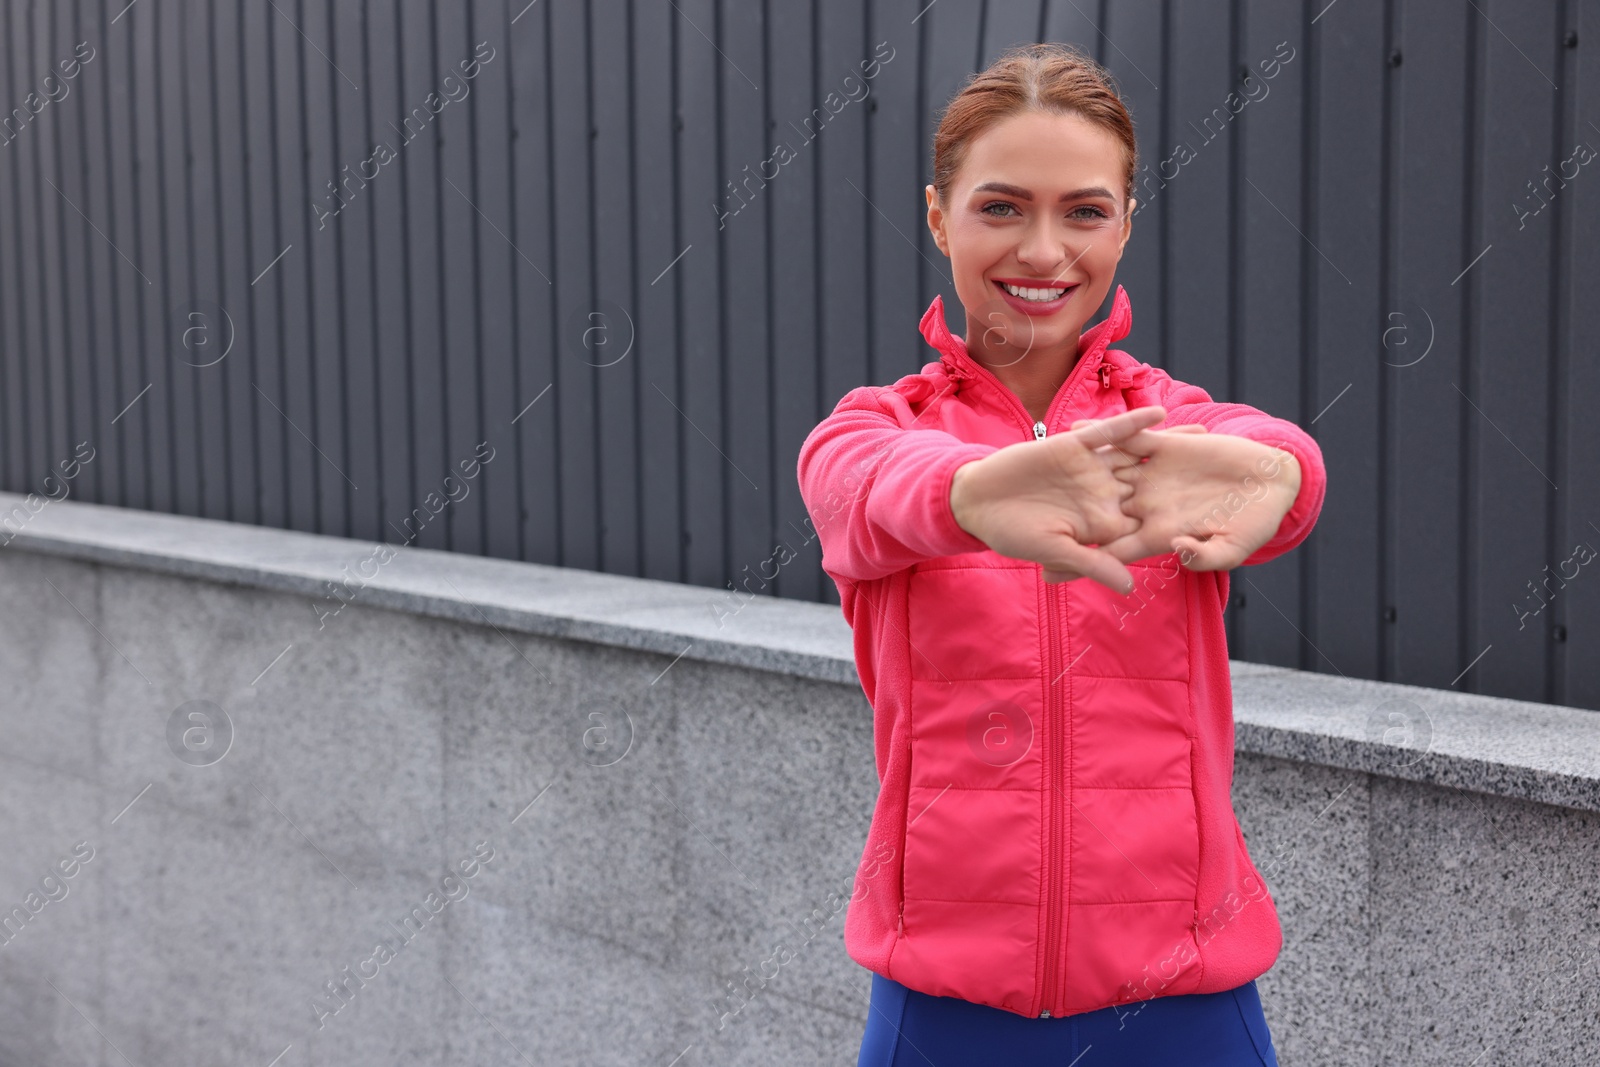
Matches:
[1071,420,1301,571]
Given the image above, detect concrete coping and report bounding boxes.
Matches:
[3,489,1598,815]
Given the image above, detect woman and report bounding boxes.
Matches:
[796,42,1326,1066]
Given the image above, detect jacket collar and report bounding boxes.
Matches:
[919,284,1134,393]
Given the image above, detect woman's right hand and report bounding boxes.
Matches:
[949,405,1172,593]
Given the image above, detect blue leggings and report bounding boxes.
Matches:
[857,971,1280,1067]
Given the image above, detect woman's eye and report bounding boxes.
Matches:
[980,201,1019,218]
[1070,204,1111,221]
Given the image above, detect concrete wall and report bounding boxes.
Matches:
[0,491,1595,1065]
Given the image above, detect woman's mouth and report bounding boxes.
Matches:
[993,279,1078,315]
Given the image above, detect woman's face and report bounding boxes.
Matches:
[925,108,1134,368]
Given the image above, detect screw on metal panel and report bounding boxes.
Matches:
[1554,624,1568,642]
[1563,30,1578,48]
[1387,49,1403,67]
[1384,606,1397,622]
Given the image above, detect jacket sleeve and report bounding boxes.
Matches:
[1131,365,1327,567]
[797,384,1000,583]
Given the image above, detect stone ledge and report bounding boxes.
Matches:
[3,489,1596,814]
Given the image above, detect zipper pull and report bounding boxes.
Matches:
[1096,362,1112,389]
[1040,1009,1051,1018]
[1033,420,1046,440]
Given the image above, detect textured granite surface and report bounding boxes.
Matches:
[3,490,1595,814]
[0,491,862,686]
[0,547,879,1066]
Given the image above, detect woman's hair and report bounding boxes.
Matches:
[930,42,1138,208]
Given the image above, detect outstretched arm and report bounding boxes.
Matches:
[798,385,1177,591]
[796,385,1000,584]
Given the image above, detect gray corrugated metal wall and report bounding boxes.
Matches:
[0,0,1595,709]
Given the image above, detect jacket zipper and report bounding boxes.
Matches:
[1024,393,1077,1017]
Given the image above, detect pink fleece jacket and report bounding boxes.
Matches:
[796,284,1326,1019]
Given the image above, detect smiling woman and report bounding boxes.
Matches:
[923,85,1139,419]
[797,39,1328,1067]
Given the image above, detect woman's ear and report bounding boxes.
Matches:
[925,184,950,257]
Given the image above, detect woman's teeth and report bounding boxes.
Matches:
[1000,282,1072,302]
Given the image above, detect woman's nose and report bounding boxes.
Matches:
[1017,223,1086,273]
